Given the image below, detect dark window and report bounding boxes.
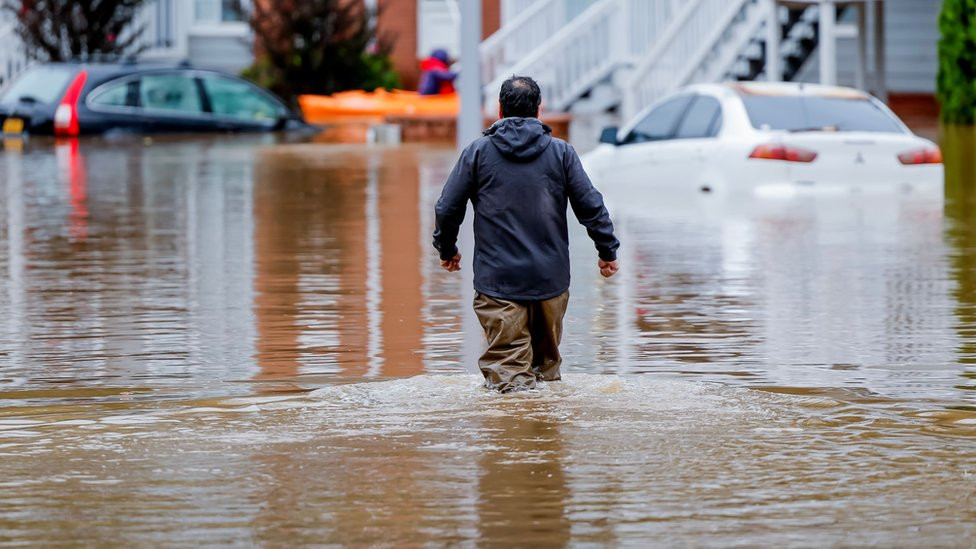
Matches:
[139,74,204,114]
[622,95,693,144]
[221,0,243,21]
[195,0,243,22]
[740,95,904,133]
[200,75,282,122]
[0,66,74,105]
[675,96,722,139]
[89,80,138,108]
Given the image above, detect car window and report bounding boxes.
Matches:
[139,74,204,114]
[740,95,904,133]
[89,80,136,108]
[0,65,74,105]
[622,95,693,144]
[675,96,722,139]
[200,75,282,122]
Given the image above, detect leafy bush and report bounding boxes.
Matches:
[237,0,400,107]
[937,0,976,124]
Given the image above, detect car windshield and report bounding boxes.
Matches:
[0,66,75,105]
[740,94,905,133]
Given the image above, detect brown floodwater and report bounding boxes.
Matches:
[0,133,974,546]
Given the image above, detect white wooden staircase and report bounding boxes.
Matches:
[477,0,831,120]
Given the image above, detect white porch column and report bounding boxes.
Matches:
[873,0,887,102]
[176,0,193,58]
[855,1,868,89]
[818,0,837,86]
[765,0,781,81]
[457,0,482,149]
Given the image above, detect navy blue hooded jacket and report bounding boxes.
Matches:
[433,117,619,301]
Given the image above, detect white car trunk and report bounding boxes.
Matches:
[780,132,942,190]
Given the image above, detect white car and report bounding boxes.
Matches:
[582,82,943,197]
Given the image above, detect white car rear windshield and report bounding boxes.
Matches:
[741,95,905,133]
[0,66,75,106]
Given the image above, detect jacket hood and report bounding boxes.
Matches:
[430,49,450,64]
[484,117,553,161]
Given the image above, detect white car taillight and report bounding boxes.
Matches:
[54,104,73,130]
[748,144,818,163]
[897,147,942,165]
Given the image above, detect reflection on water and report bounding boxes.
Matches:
[0,135,974,545]
[944,124,976,368]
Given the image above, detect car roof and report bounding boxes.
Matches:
[678,81,871,100]
[41,60,237,80]
[722,81,870,100]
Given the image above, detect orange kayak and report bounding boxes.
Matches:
[299,89,459,122]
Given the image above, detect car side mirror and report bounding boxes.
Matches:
[599,126,619,145]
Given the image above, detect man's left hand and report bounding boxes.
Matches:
[598,259,619,278]
[441,253,462,272]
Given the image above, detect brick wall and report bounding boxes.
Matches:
[483,0,501,38]
[378,0,420,89]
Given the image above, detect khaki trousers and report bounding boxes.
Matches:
[472,291,569,392]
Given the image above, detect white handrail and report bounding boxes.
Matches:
[482,0,692,113]
[622,0,757,120]
[693,0,766,84]
[479,0,568,86]
[483,0,619,112]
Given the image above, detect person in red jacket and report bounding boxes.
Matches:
[418,49,457,95]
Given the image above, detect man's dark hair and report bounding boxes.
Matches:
[499,76,542,118]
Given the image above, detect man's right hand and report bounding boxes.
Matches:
[598,259,619,278]
[441,253,462,272]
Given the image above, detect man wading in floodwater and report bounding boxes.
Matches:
[433,75,620,393]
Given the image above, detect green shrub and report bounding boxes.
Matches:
[938,0,976,124]
[237,0,400,107]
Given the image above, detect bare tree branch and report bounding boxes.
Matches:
[2,0,149,62]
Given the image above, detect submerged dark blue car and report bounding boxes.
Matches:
[0,61,306,136]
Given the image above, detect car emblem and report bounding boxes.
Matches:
[854,152,865,164]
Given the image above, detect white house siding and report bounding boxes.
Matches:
[418,0,460,58]
[796,0,942,93]
[187,34,253,74]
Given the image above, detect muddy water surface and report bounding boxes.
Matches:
[0,135,974,546]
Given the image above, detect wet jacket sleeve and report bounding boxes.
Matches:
[564,145,620,262]
[432,146,476,261]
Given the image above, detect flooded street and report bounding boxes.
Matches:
[0,135,974,546]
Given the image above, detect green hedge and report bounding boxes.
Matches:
[938,0,976,123]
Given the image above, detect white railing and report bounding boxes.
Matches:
[0,19,30,92]
[623,0,685,62]
[482,0,689,112]
[621,0,757,120]
[501,0,547,24]
[483,0,615,112]
[480,0,571,88]
[691,0,766,84]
